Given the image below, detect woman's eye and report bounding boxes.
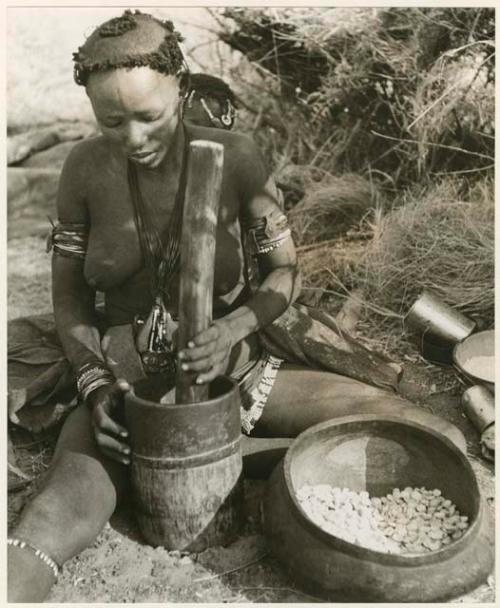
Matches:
[101,119,122,128]
[141,114,161,122]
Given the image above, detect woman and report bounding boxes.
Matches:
[8,11,465,602]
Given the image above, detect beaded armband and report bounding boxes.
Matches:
[245,209,291,256]
[47,221,89,260]
[76,362,115,402]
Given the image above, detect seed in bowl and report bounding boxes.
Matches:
[297,485,469,555]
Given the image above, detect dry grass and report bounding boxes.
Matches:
[351,176,494,345]
[218,8,494,187]
[289,173,379,246]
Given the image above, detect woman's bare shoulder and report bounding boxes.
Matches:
[57,135,111,218]
[61,135,110,181]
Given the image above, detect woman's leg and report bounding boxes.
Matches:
[252,364,466,452]
[8,404,129,602]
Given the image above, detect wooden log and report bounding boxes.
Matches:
[176,140,224,404]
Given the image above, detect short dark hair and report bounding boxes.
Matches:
[73,10,186,87]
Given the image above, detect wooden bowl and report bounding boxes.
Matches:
[453,329,495,389]
[264,415,493,602]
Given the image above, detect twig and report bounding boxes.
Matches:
[407,78,468,131]
[8,462,33,482]
[175,19,221,38]
[297,238,350,252]
[430,164,494,176]
[442,40,495,57]
[371,131,494,161]
[192,552,269,583]
[323,276,404,319]
[310,130,337,166]
[12,440,46,449]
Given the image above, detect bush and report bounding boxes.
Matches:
[217,7,494,189]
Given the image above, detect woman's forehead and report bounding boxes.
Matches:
[87,67,178,112]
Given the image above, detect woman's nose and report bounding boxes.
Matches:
[123,121,148,153]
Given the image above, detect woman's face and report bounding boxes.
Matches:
[86,67,181,169]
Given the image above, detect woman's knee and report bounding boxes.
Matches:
[16,450,120,563]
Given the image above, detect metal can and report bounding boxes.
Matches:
[406,289,476,344]
[462,385,495,433]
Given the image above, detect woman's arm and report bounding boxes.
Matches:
[51,144,104,371]
[218,174,301,344]
[179,137,301,383]
[52,143,130,463]
[52,255,103,369]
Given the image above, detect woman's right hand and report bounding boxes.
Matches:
[88,380,131,465]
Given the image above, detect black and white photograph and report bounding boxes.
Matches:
[5,4,496,603]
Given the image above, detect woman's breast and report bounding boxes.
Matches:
[213,226,245,296]
[84,223,143,291]
[88,222,247,326]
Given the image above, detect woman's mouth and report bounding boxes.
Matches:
[128,151,157,165]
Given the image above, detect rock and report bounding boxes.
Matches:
[8,168,61,239]
[21,140,78,171]
[7,122,95,165]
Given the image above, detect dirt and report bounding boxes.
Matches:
[7,150,495,603]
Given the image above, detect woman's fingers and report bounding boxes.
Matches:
[179,341,216,362]
[95,433,131,465]
[186,325,219,348]
[114,378,131,393]
[94,404,128,439]
[181,348,228,373]
[90,382,131,463]
[181,357,213,372]
[196,363,223,384]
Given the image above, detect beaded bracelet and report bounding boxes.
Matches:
[76,362,115,401]
[8,538,59,578]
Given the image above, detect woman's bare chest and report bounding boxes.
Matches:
[83,164,244,294]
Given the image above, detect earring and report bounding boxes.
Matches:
[221,101,236,128]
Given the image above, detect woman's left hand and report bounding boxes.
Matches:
[178,320,234,384]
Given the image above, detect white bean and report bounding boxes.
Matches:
[297,485,470,555]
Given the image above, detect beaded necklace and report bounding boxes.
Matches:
[127,123,190,374]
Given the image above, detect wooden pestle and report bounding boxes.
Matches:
[176,140,224,404]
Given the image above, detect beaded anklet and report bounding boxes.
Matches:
[8,538,60,578]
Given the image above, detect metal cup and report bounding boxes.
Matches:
[405,289,476,344]
[462,385,495,433]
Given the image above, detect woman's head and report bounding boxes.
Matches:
[73,10,185,87]
[182,73,238,130]
[74,10,187,168]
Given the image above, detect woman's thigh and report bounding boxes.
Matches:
[252,364,466,452]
